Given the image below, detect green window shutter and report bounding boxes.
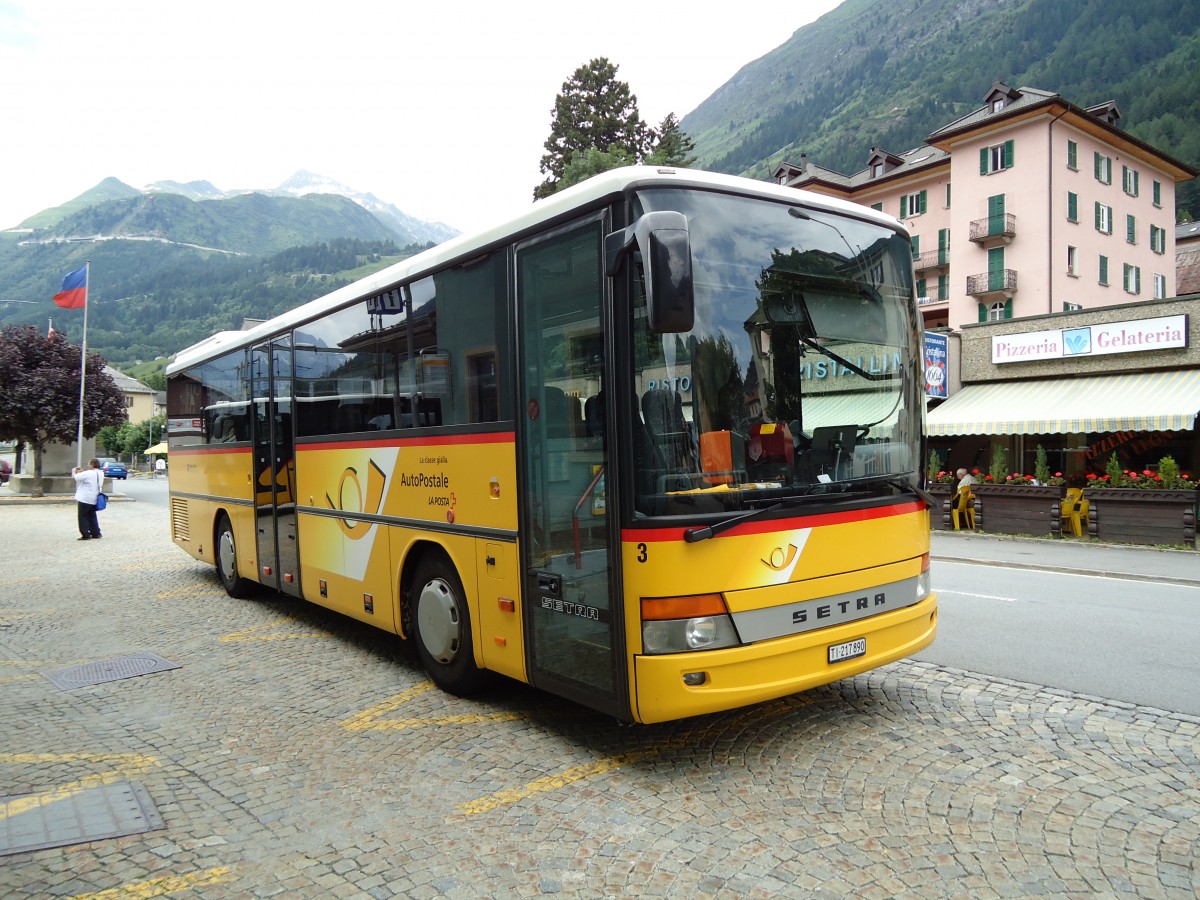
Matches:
[938,274,948,299]
[1099,255,1108,284]
[916,278,927,296]
[1153,181,1162,206]
[918,190,927,214]
[1133,170,1139,195]
[911,235,920,256]
[871,201,883,211]
[1127,215,1136,243]
[1068,192,1078,221]
[980,147,989,175]
[1094,152,1101,179]
[1094,202,1101,231]
[945,183,952,207]
[1003,140,1014,168]
[978,303,988,323]
[900,195,908,219]
[1067,140,1077,169]
[1003,299,1013,319]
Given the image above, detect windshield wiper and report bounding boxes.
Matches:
[821,473,937,509]
[684,501,784,543]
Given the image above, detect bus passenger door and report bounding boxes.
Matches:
[516,219,624,717]
[252,340,301,597]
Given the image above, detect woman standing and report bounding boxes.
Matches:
[72,458,104,540]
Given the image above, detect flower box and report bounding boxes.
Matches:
[972,484,1064,536]
[1083,488,1198,547]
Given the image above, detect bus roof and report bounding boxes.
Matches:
[168,166,902,374]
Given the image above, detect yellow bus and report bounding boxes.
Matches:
[166,167,936,724]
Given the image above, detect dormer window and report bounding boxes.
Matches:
[992,98,1005,113]
[871,163,884,178]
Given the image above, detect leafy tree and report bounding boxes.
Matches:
[535,58,652,200]
[558,147,638,192]
[647,113,698,167]
[0,325,127,495]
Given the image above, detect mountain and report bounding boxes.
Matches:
[272,171,459,246]
[14,171,458,248]
[683,0,1200,217]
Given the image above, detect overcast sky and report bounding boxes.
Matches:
[0,0,842,235]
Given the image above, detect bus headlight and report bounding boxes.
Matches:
[641,594,740,654]
[643,614,740,654]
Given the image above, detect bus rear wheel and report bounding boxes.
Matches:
[413,555,486,695]
[216,514,253,598]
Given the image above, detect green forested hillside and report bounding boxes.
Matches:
[0,235,423,367]
[685,0,1200,217]
[26,190,396,255]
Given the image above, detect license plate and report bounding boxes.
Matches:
[828,637,866,664]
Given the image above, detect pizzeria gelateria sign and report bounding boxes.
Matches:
[992,314,1188,364]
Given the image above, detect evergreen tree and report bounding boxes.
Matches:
[647,113,698,167]
[535,58,652,200]
[0,326,127,495]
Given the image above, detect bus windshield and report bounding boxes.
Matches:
[630,188,921,516]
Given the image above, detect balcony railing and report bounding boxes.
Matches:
[913,248,951,272]
[966,269,1018,296]
[969,213,1017,244]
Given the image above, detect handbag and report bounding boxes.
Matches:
[94,469,107,510]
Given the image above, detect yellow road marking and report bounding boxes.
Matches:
[67,866,231,899]
[0,674,41,684]
[0,610,49,621]
[155,588,218,600]
[460,752,649,816]
[0,752,160,822]
[218,618,328,642]
[339,682,436,730]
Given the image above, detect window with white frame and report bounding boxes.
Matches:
[900,190,926,218]
[1063,301,1083,312]
[988,301,1007,321]
[1067,191,1078,222]
[1153,180,1162,207]
[1095,202,1112,235]
[1066,245,1078,276]
[1150,224,1166,254]
[1153,273,1166,299]
[980,140,1014,175]
[1122,165,1139,196]
[1123,263,1141,295]
[1094,152,1112,184]
[1126,214,1137,244]
[1067,139,1078,170]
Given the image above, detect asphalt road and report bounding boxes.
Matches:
[919,559,1200,716]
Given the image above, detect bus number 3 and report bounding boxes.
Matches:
[637,543,648,563]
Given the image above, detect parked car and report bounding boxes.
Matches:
[102,460,128,480]
[0,460,11,485]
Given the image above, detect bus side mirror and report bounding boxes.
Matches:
[606,211,694,333]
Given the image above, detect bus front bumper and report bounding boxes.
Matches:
[631,594,937,724]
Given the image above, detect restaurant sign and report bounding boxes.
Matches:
[992,314,1187,364]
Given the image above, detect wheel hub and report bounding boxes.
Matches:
[418,578,461,664]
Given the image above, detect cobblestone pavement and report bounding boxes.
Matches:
[1,501,1197,898]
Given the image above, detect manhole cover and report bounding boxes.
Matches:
[0,781,165,856]
[42,652,180,690]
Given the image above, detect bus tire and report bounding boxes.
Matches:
[413,554,486,695]
[216,514,253,599]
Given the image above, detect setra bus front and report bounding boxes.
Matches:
[605,183,937,723]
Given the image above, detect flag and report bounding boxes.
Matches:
[53,266,87,309]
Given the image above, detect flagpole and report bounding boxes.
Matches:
[75,260,90,468]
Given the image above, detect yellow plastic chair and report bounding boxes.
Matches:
[1060,487,1090,537]
[950,485,976,530]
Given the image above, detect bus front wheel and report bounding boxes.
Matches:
[413,555,485,695]
[216,514,253,599]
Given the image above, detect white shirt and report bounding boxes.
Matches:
[73,468,103,504]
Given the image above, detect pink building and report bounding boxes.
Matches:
[774,83,1197,331]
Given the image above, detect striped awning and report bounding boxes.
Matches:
[926,369,1200,436]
